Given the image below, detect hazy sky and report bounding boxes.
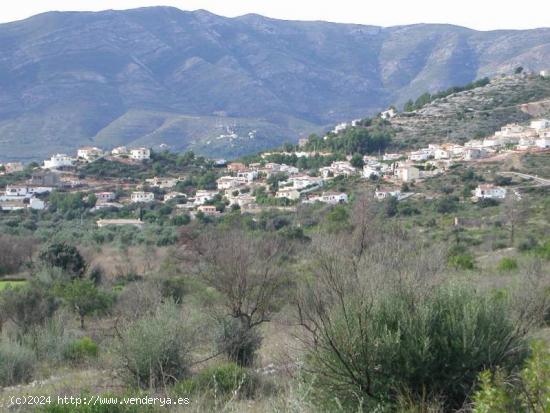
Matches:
[1,0,549,30]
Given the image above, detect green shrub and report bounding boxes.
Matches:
[113,300,193,388]
[535,240,550,260]
[64,337,98,363]
[472,341,550,413]
[175,362,257,399]
[215,318,262,367]
[0,339,36,386]
[497,257,518,272]
[304,285,529,411]
[448,253,475,270]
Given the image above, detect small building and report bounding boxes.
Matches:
[374,189,403,201]
[463,147,488,161]
[130,148,151,161]
[111,146,129,156]
[380,108,397,120]
[4,162,24,173]
[306,192,348,204]
[383,153,403,161]
[474,184,507,199]
[44,154,74,169]
[363,165,381,178]
[530,119,550,130]
[130,191,155,203]
[4,185,52,198]
[216,176,247,190]
[164,192,186,203]
[276,188,301,200]
[97,219,144,228]
[535,138,550,148]
[95,192,116,202]
[408,150,430,162]
[237,169,258,182]
[145,177,179,189]
[227,162,247,172]
[197,205,219,216]
[77,147,103,161]
[194,190,218,205]
[396,166,420,183]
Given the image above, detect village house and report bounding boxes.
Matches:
[474,184,507,199]
[95,192,115,202]
[226,193,256,208]
[164,192,186,203]
[4,185,52,198]
[4,162,24,173]
[145,177,179,189]
[380,108,397,120]
[283,174,324,190]
[374,189,404,201]
[237,169,258,182]
[193,190,218,205]
[408,150,430,162]
[363,165,381,178]
[111,146,129,156]
[130,191,155,203]
[396,165,420,183]
[43,154,75,169]
[530,119,550,130]
[463,147,489,161]
[536,137,550,148]
[275,187,301,200]
[0,197,45,211]
[304,191,348,205]
[227,162,247,172]
[77,147,103,161]
[216,176,247,190]
[130,148,151,161]
[320,161,356,178]
[197,205,219,216]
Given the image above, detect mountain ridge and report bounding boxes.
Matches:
[0,6,550,161]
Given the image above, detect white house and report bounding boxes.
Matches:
[164,192,186,202]
[464,147,488,161]
[363,165,381,178]
[474,184,507,199]
[194,190,218,205]
[305,192,348,204]
[95,192,116,202]
[380,108,397,120]
[4,185,52,198]
[383,153,403,161]
[276,188,301,200]
[77,147,103,161]
[111,146,129,156]
[434,149,451,160]
[29,197,46,210]
[4,162,24,173]
[408,150,430,162]
[130,191,155,203]
[44,154,74,169]
[216,176,247,190]
[237,169,258,182]
[284,175,323,190]
[130,148,151,161]
[535,138,550,148]
[374,189,403,201]
[145,177,179,189]
[396,166,420,183]
[530,119,550,130]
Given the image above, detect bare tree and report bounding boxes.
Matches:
[502,196,527,245]
[187,228,293,365]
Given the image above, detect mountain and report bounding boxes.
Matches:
[0,7,550,161]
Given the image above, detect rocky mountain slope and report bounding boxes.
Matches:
[1,7,550,161]
[390,74,550,148]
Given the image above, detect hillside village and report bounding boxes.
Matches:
[1,112,549,225]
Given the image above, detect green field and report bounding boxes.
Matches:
[0,280,27,290]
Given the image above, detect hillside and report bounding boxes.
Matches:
[1,7,550,160]
[390,73,550,148]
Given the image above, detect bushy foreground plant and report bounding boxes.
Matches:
[0,339,36,386]
[303,285,530,411]
[113,300,193,389]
